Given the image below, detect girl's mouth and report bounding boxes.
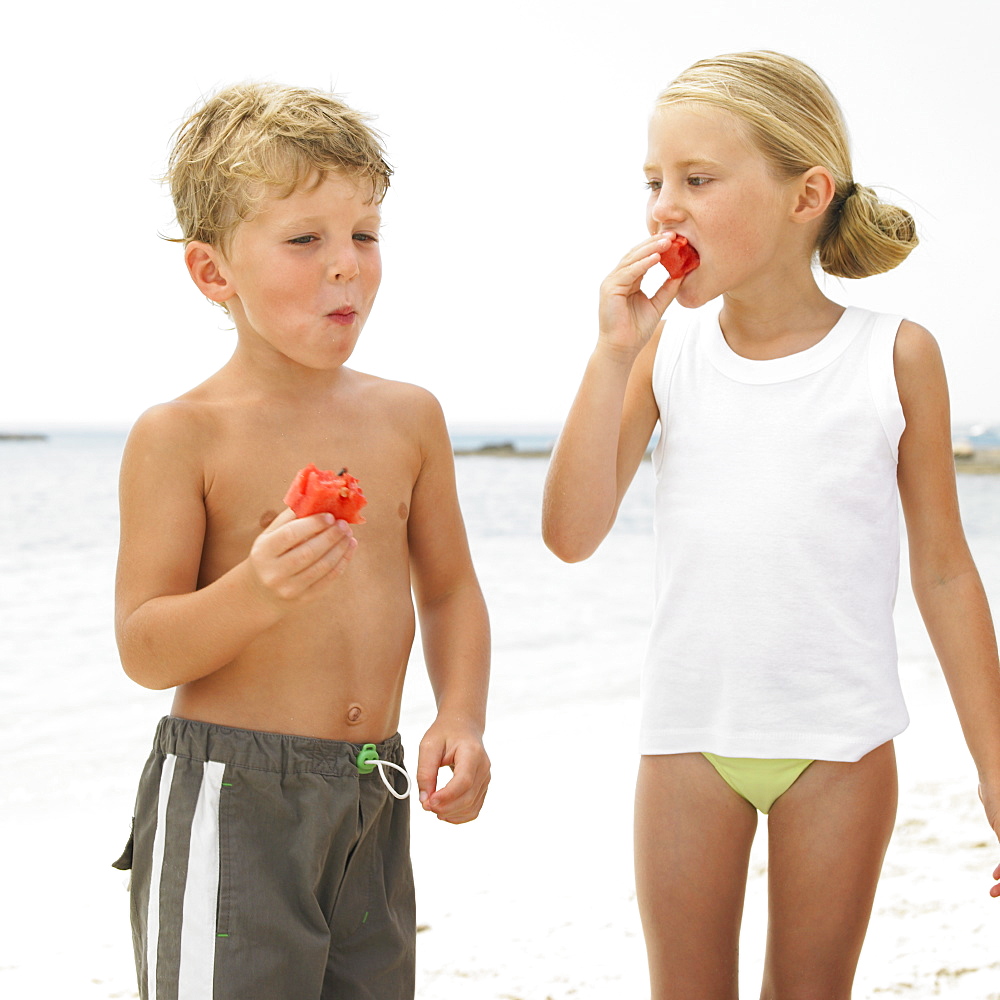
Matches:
[327,309,356,326]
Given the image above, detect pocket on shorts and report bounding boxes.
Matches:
[214,778,233,937]
[111,818,134,871]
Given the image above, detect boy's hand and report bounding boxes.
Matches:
[597,233,681,358]
[247,507,357,607]
[416,720,490,824]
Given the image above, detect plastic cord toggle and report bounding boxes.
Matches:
[355,744,411,800]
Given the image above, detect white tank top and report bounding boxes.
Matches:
[639,306,909,762]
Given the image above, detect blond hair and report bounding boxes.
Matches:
[657,51,917,279]
[166,82,392,253]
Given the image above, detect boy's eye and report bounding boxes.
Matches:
[645,179,662,192]
[687,176,710,187]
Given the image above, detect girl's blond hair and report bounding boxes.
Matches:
[166,82,392,253]
[657,51,917,279]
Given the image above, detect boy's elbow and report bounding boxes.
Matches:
[117,625,177,691]
[120,653,175,691]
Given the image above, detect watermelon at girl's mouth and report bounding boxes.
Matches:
[283,465,368,524]
[660,235,700,279]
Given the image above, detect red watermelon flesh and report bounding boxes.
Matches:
[659,236,700,279]
[284,465,367,524]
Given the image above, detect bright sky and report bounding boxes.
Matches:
[3,0,997,430]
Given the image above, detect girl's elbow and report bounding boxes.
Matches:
[542,523,599,563]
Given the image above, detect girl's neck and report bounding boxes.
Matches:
[718,270,844,362]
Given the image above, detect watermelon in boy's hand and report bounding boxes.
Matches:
[660,235,700,279]
[284,465,367,524]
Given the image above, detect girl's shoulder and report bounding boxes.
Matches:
[892,319,942,394]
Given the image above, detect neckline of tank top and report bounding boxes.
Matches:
[705,305,866,385]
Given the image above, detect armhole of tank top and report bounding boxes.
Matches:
[867,312,906,464]
[650,312,690,473]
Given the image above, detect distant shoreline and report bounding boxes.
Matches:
[455,441,1000,474]
[4,432,999,473]
[954,448,1000,474]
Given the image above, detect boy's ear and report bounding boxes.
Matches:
[185,241,235,303]
[791,166,836,224]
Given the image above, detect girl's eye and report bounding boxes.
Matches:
[687,176,710,187]
[353,233,379,243]
[288,235,317,245]
[645,180,662,192]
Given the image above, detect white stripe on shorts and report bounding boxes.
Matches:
[178,760,226,999]
[146,753,177,998]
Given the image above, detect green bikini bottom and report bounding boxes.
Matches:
[701,753,814,814]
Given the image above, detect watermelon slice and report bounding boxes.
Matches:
[659,235,700,279]
[284,464,367,524]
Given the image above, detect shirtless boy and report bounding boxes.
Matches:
[113,83,490,1000]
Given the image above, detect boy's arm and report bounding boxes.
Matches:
[542,233,677,563]
[116,404,356,689]
[895,321,1000,897]
[406,390,491,824]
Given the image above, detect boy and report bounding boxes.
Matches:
[113,83,491,1000]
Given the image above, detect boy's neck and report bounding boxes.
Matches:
[222,342,356,403]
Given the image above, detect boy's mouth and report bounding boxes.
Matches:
[327,308,357,326]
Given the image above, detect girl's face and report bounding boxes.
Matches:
[644,104,801,308]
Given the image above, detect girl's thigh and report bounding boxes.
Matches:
[762,740,898,1000]
[635,753,759,1000]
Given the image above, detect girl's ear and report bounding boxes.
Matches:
[791,166,836,224]
[185,241,235,303]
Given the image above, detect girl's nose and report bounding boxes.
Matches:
[650,186,685,229]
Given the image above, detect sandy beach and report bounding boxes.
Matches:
[0,440,998,998]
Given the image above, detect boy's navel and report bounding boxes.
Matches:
[346,704,364,725]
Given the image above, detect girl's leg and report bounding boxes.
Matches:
[635,753,759,1000]
[760,740,898,1000]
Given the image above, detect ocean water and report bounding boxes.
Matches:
[1,428,999,750]
[1,432,999,997]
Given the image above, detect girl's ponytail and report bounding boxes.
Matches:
[819,184,918,279]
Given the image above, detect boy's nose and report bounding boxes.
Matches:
[324,248,360,282]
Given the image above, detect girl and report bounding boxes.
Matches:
[542,51,1000,999]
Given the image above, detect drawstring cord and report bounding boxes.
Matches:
[355,744,411,800]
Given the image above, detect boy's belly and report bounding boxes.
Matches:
[170,587,416,742]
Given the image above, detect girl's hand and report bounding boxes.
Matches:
[598,233,683,357]
[247,507,357,607]
[978,781,1000,897]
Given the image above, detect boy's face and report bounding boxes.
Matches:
[213,171,382,370]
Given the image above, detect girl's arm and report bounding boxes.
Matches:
[895,321,1000,897]
[542,233,679,562]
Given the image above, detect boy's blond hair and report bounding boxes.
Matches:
[167,82,392,254]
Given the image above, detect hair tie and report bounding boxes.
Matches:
[835,182,858,214]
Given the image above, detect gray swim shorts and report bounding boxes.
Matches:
[114,716,415,999]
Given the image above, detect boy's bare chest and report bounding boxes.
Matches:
[197,408,421,573]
